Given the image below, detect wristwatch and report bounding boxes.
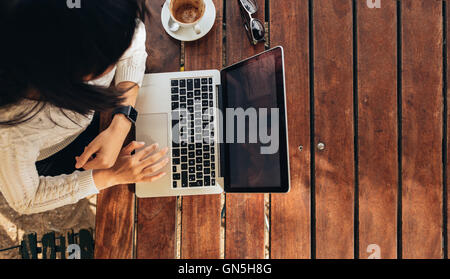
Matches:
[112,106,138,125]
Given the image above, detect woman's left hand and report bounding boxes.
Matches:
[75,115,132,170]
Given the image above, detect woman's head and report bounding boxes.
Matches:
[0,0,140,124]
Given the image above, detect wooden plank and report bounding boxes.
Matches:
[135,0,180,259]
[269,0,311,259]
[95,114,135,259]
[180,0,223,259]
[447,0,450,259]
[357,0,398,259]
[224,0,266,259]
[401,0,443,259]
[313,0,354,259]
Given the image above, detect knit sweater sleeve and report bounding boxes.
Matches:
[114,19,148,88]
[0,141,99,215]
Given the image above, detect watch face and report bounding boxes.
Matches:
[129,107,138,121]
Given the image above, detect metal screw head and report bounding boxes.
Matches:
[317,142,325,151]
[298,145,303,151]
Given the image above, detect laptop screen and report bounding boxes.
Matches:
[221,47,289,193]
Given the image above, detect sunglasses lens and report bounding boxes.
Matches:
[251,19,265,41]
[240,0,258,14]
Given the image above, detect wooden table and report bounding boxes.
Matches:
[94,0,449,259]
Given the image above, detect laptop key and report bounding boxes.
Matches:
[173,181,178,188]
[189,175,196,182]
[204,176,210,186]
[171,87,178,93]
[189,159,195,166]
[182,172,188,187]
[173,158,180,165]
[171,80,178,86]
[173,173,181,180]
[180,79,186,87]
[194,79,201,88]
[208,78,213,84]
[181,163,188,170]
[172,149,180,157]
[189,182,200,187]
[189,166,195,173]
[187,79,193,90]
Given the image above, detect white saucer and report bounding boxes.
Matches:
[161,0,216,41]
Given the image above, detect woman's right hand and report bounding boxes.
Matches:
[93,141,169,190]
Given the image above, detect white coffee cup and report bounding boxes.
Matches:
[165,0,206,34]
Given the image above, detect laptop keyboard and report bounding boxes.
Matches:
[171,77,217,188]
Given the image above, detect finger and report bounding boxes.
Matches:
[76,145,98,168]
[120,141,145,156]
[135,143,159,161]
[142,157,170,176]
[139,172,167,183]
[82,155,109,170]
[140,147,169,168]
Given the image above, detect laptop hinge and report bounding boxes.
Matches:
[216,84,226,180]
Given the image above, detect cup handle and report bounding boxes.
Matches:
[193,24,202,34]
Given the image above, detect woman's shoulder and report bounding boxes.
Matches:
[0,100,93,145]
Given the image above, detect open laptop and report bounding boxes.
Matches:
[135,46,290,198]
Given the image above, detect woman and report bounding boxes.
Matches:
[0,0,168,215]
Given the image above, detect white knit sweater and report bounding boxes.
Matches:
[0,20,148,215]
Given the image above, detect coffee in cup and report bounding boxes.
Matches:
[166,0,206,34]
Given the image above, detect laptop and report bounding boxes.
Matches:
[135,46,290,198]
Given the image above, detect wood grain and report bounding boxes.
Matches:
[401,0,443,259]
[95,114,135,259]
[181,0,223,259]
[357,0,398,259]
[224,0,266,259]
[135,0,180,259]
[269,0,311,259]
[313,0,354,259]
[447,0,450,259]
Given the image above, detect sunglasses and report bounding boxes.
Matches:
[238,0,265,45]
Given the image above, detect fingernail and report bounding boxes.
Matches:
[139,141,145,145]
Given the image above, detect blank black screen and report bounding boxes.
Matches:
[221,47,288,192]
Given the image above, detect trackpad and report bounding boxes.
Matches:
[136,113,169,149]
